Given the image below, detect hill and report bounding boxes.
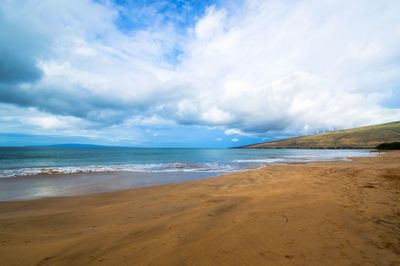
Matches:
[240,121,400,149]
[28,144,111,148]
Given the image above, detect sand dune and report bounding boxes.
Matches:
[0,152,399,265]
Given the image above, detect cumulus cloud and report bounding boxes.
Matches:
[0,0,400,143]
[174,1,400,133]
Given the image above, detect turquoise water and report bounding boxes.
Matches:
[0,147,372,177]
[0,147,373,200]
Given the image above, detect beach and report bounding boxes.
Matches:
[0,151,399,265]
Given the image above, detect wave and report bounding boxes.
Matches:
[0,162,241,178]
[0,152,374,178]
[232,156,349,163]
[232,152,373,164]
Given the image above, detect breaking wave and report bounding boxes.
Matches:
[0,162,242,178]
[0,150,374,178]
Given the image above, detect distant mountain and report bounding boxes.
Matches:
[240,121,400,149]
[30,143,111,148]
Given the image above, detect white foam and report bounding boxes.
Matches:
[0,162,240,178]
[0,151,374,178]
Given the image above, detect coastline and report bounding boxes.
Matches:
[0,152,399,265]
[0,149,373,201]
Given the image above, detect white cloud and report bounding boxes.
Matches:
[25,116,68,130]
[1,0,400,140]
[195,6,226,41]
[174,0,400,133]
[224,128,244,135]
[231,138,239,142]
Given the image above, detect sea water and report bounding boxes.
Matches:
[0,147,373,200]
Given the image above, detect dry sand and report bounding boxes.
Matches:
[0,152,399,266]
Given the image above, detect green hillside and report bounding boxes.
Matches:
[241,121,400,149]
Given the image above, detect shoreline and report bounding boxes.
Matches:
[0,151,399,265]
[0,151,375,202]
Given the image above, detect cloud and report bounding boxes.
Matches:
[173,1,400,133]
[0,0,400,144]
[0,5,44,84]
[231,138,239,142]
[224,129,240,135]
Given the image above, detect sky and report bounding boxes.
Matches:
[0,0,400,147]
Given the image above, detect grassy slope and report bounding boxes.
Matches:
[241,121,400,149]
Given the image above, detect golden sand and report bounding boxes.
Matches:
[0,152,399,265]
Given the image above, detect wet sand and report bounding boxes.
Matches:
[0,152,399,265]
[0,171,218,201]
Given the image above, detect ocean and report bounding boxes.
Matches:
[0,147,373,201]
